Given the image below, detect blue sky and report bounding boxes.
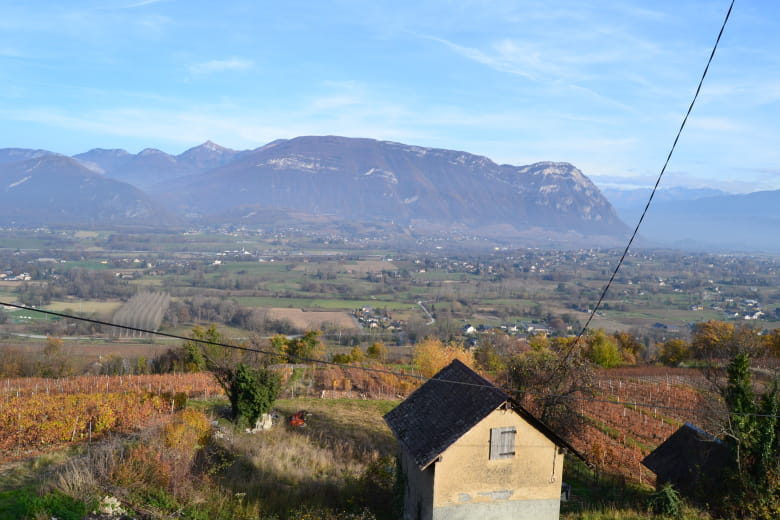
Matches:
[1,0,777,193]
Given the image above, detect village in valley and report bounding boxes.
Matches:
[4,1,780,518]
[1,224,780,519]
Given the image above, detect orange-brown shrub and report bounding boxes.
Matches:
[112,444,172,491]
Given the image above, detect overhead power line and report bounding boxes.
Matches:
[559,0,736,365]
[5,298,780,419]
[0,2,747,427]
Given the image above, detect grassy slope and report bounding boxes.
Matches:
[0,395,711,519]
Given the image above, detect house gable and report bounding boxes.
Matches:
[384,359,508,469]
[434,408,564,506]
[384,359,583,520]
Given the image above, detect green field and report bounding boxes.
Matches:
[7,309,54,321]
[58,260,116,270]
[130,278,163,287]
[478,298,541,307]
[412,271,475,282]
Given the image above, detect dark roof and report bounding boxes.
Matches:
[642,422,729,491]
[383,359,580,470]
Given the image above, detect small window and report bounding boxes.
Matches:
[490,426,516,460]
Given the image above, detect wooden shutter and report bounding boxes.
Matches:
[490,426,516,460]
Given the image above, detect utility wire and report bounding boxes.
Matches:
[559,0,736,365]
[5,299,780,419]
[0,1,745,424]
[0,300,424,380]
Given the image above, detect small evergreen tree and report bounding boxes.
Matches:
[648,482,683,517]
[182,325,281,427]
[228,363,281,427]
[718,353,780,519]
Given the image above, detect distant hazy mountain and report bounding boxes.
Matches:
[74,141,239,189]
[604,186,731,230]
[646,191,780,251]
[603,186,728,211]
[602,186,780,252]
[0,137,628,243]
[72,148,133,175]
[0,148,56,164]
[2,136,775,251]
[0,154,177,227]
[151,136,626,238]
[176,140,241,171]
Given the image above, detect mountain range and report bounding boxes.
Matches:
[601,186,780,253]
[2,136,777,251]
[73,141,243,189]
[0,136,627,246]
[0,154,175,227]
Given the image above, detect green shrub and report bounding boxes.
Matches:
[174,391,189,410]
[228,363,281,427]
[648,482,683,517]
[0,488,90,520]
[142,486,180,512]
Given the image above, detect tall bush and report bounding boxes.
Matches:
[717,353,780,518]
[181,326,281,426]
[228,363,281,427]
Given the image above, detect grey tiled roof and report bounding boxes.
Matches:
[384,359,507,469]
[384,359,582,470]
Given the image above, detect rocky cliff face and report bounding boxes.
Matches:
[153,136,625,236]
[0,137,626,239]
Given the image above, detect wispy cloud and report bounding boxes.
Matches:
[417,27,645,85]
[0,99,424,153]
[189,58,255,75]
[420,34,538,80]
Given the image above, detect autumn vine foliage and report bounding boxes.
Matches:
[1,391,164,457]
[0,373,221,461]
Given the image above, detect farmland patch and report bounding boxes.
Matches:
[265,308,358,330]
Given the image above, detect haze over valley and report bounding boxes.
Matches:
[2,136,778,252]
[4,2,780,519]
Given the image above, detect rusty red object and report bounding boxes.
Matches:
[288,410,309,427]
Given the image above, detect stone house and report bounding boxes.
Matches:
[384,359,581,520]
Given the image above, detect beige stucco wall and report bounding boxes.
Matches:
[432,406,564,509]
